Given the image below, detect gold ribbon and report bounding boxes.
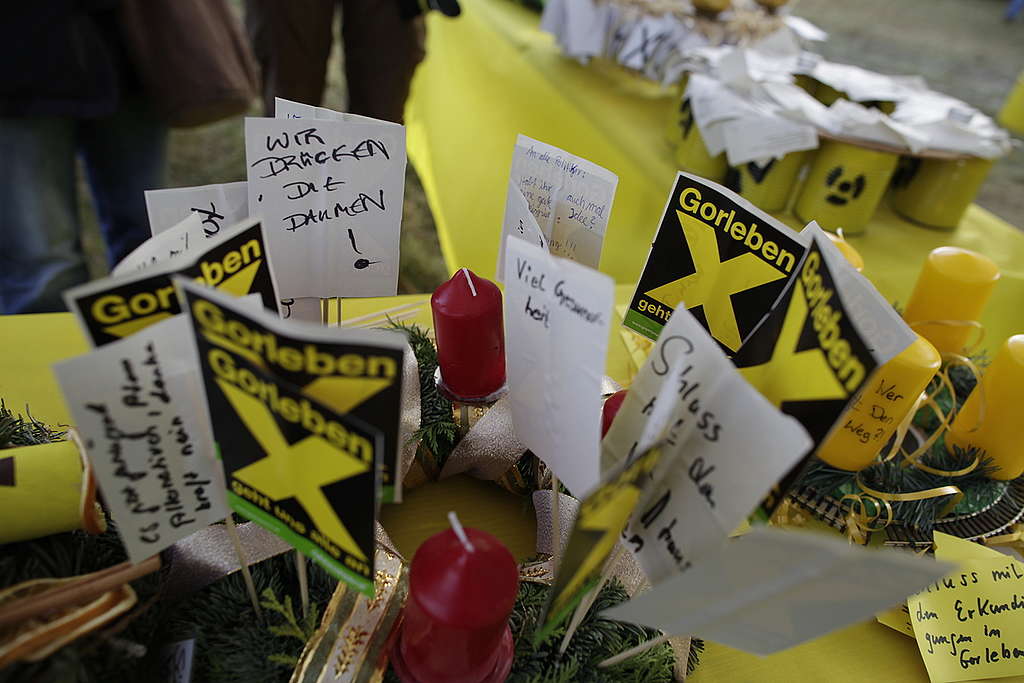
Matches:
[983,523,1024,552]
[837,494,893,545]
[856,474,964,521]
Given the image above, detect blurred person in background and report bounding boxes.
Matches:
[246,0,459,123]
[0,2,168,314]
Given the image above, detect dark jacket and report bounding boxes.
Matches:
[0,1,126,118]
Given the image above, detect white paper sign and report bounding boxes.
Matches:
[274,97,387,126]
[146,182,249,239]
[504,237,614,496]
[53,316,227,563]
[603,307,811,583]
[112,214,206,277]
[497,135,618,281]
[245,116,407,299]
[721,114,818,166]
[603,526,951,656]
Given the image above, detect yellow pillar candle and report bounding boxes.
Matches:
[817,335,941,471]
[902,247,1000,354]
[946,335,1024,480]
[825,231,864,272]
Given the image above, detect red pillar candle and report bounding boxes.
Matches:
[393,513,519,683]
[430,268,506,401]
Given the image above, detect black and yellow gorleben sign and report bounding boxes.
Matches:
[65,219,278,347]
[625,173,806,352]
[177,280,406,502]
[732,237,878,517]
[181,283,384,595]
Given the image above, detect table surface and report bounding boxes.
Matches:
[405,0,1024,364]
[8,295,1021,682]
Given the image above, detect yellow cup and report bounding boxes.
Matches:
[947,335,1024,480]
[0,440,105,544]
[817,335,941,471]
[674,97,728,182]
[724,152,806,213]
[664,76,690,150]
[794,140,899,235]
[890,156,993,230]
[815,83,845,106]
[794,74,819,98]
[998,72,1024,136]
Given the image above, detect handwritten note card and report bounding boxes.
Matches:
[53,316,226,563]
[603,527,951,656]
[496,135,618,281]
[245,116,406,299]
[112,213,206,277]
[146,181,249,239]
[602,306,812,584]
[908,533,1024,682]
[504,236,614,496]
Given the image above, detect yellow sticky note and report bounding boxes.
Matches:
[908,532,1024,682]
[877,602,915,637]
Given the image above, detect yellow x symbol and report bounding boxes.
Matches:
[645,211,786,351]
[218,379,370,560]
[738,280,847,407]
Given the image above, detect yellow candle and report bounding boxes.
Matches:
[825,231,865,272]
[946,335,1024,480]
[817,335,941,471]
[902,247,1000,354]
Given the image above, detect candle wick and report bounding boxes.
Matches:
[447,511,475,552]
[461,268,478,297]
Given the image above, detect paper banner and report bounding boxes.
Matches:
[65,218,280,347]
[624,172,807,351]
[111,213,207,277]
[184,305,382,595]
[908,533,1024,682]
[534,446,663,643]
[53,315,227,563]
[145,181,249,239]
[504,237,614,496]
[244,114,406,299]
[175,279,407,503]
[603,526,951,656]
[602,306,812,585]
[732,226,915,516]
[496,134,618,281]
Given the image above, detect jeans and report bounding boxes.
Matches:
[0,100,167,314]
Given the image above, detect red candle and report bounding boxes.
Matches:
[430,268,506,401]
[393,513,519,683]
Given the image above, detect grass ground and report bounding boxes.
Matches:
[80,0,1023,293]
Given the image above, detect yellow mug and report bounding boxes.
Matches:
[998,71,1024,135]
[890,156,993,230]
[794,140,899,235]
[724,152,806,213]
[673,98,728,182]
[664,76,690,149]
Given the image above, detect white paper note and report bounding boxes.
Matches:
[112,213,206,277]
[497,135,618,281]
[146,182,249,239]
[721,114,818,166]
[496,183,549,281]
[504,237,614,496]
[603,307,811,583]
[245,116,407,299]
[274,97,389,126]
[53,316,227,563]
[603,526,951,656]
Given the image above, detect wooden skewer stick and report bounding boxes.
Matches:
[559,545,625,654]
[334,297,343,328]
[338,302,423,327]
[295,550,309,618]
[224,515,263,618]
[551,475,561,565]
[0,554,161,628]
[598,633,672,669]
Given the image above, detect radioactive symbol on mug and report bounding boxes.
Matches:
[725,159,777,194]
[824,166,866,206]
[678,98,695,138]
[890,157,921,189]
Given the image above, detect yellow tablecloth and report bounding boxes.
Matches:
[8,294,1017,682]
[406,0,1024,362]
